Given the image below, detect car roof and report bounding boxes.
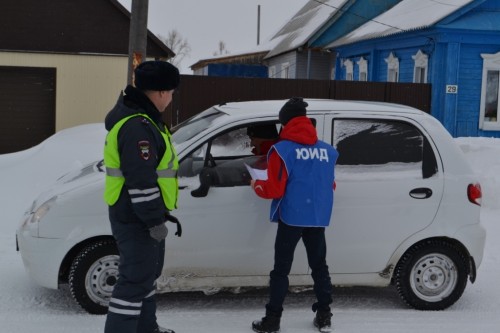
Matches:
[213,99,425,118]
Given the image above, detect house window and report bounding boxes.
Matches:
[357,57,368,81]
[412,50,428,83]
[281,62,290,79]
[385,52,399,82]
[343,59,353,81]
[268,66,276,78]
[479,52,500,130]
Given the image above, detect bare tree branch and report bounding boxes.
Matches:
[213,40,229,56]
[159,29,191,68]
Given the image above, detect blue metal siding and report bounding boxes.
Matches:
[207,64,268,78]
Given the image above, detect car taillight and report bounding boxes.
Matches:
[467,183,482,206]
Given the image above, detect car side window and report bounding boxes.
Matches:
[178,122,280,193]
[210,127,252,158]
[332,118,437,179]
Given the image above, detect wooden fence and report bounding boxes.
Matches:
[165,75,431,126]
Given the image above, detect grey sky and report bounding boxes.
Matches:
[118,0,306,73]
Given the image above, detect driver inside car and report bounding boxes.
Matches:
[191,124,279,197]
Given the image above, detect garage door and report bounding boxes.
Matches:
[0,66,56,154]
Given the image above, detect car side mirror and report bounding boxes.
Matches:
[191,167,216,197]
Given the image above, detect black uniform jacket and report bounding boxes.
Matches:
[104,85,168,229]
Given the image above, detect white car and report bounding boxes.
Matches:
[16,99,486,314]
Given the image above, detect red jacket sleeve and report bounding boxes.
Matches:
[253,150,288,199]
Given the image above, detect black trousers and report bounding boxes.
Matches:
[104,217,165,333]
[266,221,332,316]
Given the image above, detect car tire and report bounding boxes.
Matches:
[394,239,469,310]
[68,239,119,314]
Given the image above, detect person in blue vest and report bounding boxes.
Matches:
[250,97,339,333]
[103,61,182,333]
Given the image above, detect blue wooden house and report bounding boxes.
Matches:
[325,0,500,137]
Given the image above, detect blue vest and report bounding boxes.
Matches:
[269,140,338,227]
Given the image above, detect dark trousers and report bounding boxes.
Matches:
[266,221,332,316]
[104,218,165,333]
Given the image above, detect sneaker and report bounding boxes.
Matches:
[313,311,333,332]
[252,315,281,333]
[153,325,175,333]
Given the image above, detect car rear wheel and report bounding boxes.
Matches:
[394,239,469,310]
[68,239,119,314]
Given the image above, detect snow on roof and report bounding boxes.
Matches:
[263,0,347,59]
[327,0,474,48]
[189,0,346,66]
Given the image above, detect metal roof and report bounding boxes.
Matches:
[262,0,347,59]
[216,99,423,117]
[327,0,475,48]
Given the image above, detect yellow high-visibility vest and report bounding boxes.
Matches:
[103,114,178,210]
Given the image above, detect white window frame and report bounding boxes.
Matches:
[281,62,290,79]
[479,52,500,130]
[357,57,368,81]
[385,52,399,82]
[412,50,428,83]
[330,66,336,80]
[268,66,276,78]
[343,59,353,81]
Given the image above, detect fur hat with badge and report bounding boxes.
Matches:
[279,97,308,125]
[134,60,180,91]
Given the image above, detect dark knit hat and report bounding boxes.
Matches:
[247,124,279,139]
[279,97,308,125]
[134,60,180,91]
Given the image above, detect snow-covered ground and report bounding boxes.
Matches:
[0,125,499,332]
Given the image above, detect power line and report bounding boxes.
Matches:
[310,0,405,34]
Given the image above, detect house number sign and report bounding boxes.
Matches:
[446,85,458,94]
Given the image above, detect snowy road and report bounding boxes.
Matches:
[1,208,498,333]
[1,133,499,332]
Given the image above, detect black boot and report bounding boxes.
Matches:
[252,315,280,333]
[313,310,333,332]
[153,325,175,333]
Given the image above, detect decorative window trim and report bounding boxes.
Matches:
[412,50,428,83]
[357,57,368,81]
[343,59,353,81]
[268,66,276,78]
[331,66,336,80]
[479,52,500,130]
[385,52,399,82]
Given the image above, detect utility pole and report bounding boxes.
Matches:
[127,0,149,85]
[257,5,261,45]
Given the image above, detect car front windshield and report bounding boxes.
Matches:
[171,107,226,145]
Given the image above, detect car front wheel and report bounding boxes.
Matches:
[394,239,469,310]
[68,239,119,314]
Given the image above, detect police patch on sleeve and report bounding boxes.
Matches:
[138,140,151,160]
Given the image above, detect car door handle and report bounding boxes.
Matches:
[409,187,433,199]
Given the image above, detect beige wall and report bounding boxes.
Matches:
[0,51,128,131]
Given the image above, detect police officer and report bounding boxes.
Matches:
[103,60,181,333]
[250,97,339,333]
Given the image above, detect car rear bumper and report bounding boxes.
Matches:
[454,222,487,269]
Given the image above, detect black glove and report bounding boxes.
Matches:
[149,223,168,242]
[165,212,182,237]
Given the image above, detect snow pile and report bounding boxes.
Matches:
[456,137,500,209]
